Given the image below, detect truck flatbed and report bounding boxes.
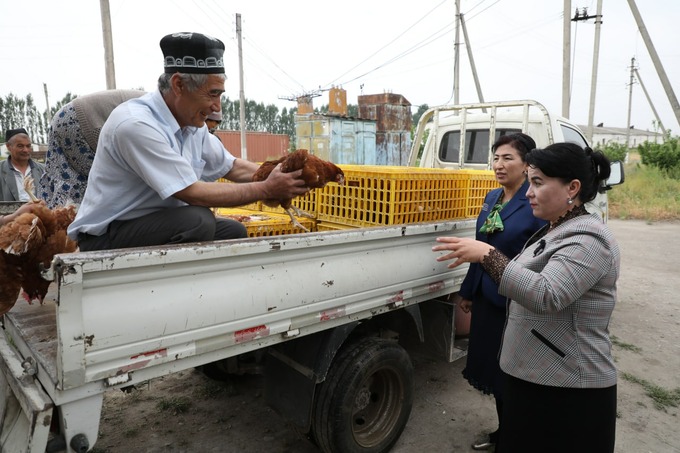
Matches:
[0,221,475,452]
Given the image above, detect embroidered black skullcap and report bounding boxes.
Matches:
[5,127,29,143]
[160,32,225,74]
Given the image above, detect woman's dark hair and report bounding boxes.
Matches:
[492,132,536,162]
[526,142,611,203]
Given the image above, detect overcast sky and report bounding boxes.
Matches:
[1,0,678,135]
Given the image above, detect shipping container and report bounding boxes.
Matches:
[358,93,413,166]
[213,131,290,162]
[295,114,377,164]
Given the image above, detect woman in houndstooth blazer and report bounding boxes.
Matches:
[457,133,547,451]
[434,142,619,453]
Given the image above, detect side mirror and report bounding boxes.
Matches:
[603,161,625,190]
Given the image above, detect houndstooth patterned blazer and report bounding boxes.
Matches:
[498,213,620,388]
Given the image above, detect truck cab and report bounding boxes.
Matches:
[409,99,622,221]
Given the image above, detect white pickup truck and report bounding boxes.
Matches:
[0,99,621,453]
[0,217,475,453]
[409,99,623,220]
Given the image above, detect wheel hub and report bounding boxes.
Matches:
[355,387,372,411]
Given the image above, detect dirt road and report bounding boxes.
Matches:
[95,219,680,453]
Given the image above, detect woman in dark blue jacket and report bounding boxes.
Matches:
[457,133,546,450]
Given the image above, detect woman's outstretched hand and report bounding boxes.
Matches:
[432,236,494,269]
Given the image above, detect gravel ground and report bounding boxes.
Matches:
[94,219,680,453]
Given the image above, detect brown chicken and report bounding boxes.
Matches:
[252,149,345,231]
[0,178,78,315]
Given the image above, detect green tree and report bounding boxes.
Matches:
[2,91,297,147]
[0,92,78,144]
[316,103,358,117]
[1,93,46,143]
[412,104,429,132]
[219,97,297,140]
[637,137,680,177]
[595,142,628,163]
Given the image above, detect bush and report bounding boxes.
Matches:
[637,138,680,174]
[595,142,628,163]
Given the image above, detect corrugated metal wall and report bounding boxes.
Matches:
[295,115,377,164]
[214,131,290,162]
[358,93,412,165]
[358,94,412,130]
[272,90,413,165]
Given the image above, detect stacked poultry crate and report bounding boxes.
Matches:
[457,169,500,217]
[214,167,498,236]
[213,207,315,237]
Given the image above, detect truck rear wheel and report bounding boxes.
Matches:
[311,337,414,453]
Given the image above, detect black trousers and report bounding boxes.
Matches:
[78,206,247,251]
[498,373,617,453]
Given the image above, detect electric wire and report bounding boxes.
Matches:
[322,0,449,89]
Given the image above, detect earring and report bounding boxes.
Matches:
[567,198,573,205]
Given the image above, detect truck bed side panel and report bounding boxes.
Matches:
[50,222,474,391]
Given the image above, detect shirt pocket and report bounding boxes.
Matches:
[531,328,566,357]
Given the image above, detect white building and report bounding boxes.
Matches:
[579,124,664,149]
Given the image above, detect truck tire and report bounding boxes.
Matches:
[311,337,414,453]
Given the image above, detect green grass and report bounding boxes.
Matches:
[609,161,680,221]
[123,427,140,438]
[611,335,642,354]
[621,372,680,411]
[156,396,191,415]
[194,381,230,399]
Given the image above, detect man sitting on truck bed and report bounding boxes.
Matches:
[67,32,307,251]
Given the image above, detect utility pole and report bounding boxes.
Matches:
[625,57,635,149]
[236,14,247,160]
[634,66,666,136]
[459,13,485,107]
[562,0,572,118]
[43,83,52,124]
[99,0,116,89]
[451,1,484,109]
[586,0,603,144]
[626,0,680,129]
[453,0,460,105]
[572,3,603,144]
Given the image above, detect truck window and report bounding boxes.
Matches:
[465,131,490,164]
[439,131,461,163]
[438,129,521,164]
[560,124,589,148]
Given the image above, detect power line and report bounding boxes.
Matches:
[465,0,501,22]
[333,23,455,88]
[242,37,307,93]
[322,0,449,89]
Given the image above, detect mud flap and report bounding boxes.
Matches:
[401,298,468,362]
[0,333,53,453]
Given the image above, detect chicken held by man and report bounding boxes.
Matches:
[252,149,345,231]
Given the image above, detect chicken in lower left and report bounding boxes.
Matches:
[0,178,78,315]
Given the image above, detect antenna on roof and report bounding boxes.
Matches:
[279,90,322,114]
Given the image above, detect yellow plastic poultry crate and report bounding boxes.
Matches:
[460,169,501,217]
[315,221,357,232]
[214,208,315,237]
[316,165,472,227]
[259,190,317,217]
[215,178,261,211]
